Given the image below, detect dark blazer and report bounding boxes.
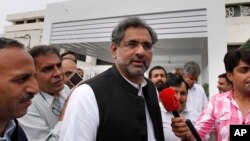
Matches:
[11,120,28,141]
[85,65,164,141]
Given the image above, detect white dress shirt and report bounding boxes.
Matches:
[186,83,208,122]
[160,103,195,141]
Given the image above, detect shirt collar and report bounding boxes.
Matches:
[0,120,16,141]
[226,89,241,109]
[121,75,147,96]
[121,75,147,89]
[39,85,70,106]
[39,91,54,106]
[190,83,197,90]
[226,89,234,100]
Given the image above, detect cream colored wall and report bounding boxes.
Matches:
[227,18,250,45]
[4,10,44,48]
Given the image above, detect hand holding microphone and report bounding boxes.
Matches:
[160,88,202,141]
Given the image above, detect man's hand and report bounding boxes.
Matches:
[171,117,194,140]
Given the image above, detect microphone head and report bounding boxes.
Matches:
[160,88,179,112]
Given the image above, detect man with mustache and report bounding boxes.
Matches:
[217,73,232,93]
[159,76,192,141]
[18,45,70,141]
[149,66,168,92]
[0,37,38,141]
[60,17,164,141]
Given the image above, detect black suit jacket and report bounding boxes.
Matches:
[85,65,164,141]
[10,120,28,141]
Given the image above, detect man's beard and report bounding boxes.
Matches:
[156,82,167,92]
[124,63,148,77]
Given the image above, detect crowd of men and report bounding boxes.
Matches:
[0,16,249,141]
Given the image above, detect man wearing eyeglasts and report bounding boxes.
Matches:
[60,17,164,141]
[18,45,71,141]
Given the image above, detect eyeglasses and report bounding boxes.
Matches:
[120,40,154,51]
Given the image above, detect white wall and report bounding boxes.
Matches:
[206,0,227,97]
[43,0,227,98]
[42,0,212,44]
[4,10,44,48]
[4,29,43,48]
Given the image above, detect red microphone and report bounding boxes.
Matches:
[160,88,180,117]
[160,88,202,141]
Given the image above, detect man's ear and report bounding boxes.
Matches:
[111,43,117,59]
[227,72,233,81]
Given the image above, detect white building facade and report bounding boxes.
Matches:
[4,10,45,48]
[226,0,250,47]
[6,0,247,97]
[41,0,226,98]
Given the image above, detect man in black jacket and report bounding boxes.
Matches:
[0,37,38,140]
[61,17,164,141]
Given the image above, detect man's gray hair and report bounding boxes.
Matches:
[28,45,60,59]
[111,17,158,45]
[183,61,201,76]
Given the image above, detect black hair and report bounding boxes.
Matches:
[60,51,77,63]
[167,76,189,91]
[148,66,167,79]
[224,47,250,73]
[0,37,24,49]
[218,73,232,85]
